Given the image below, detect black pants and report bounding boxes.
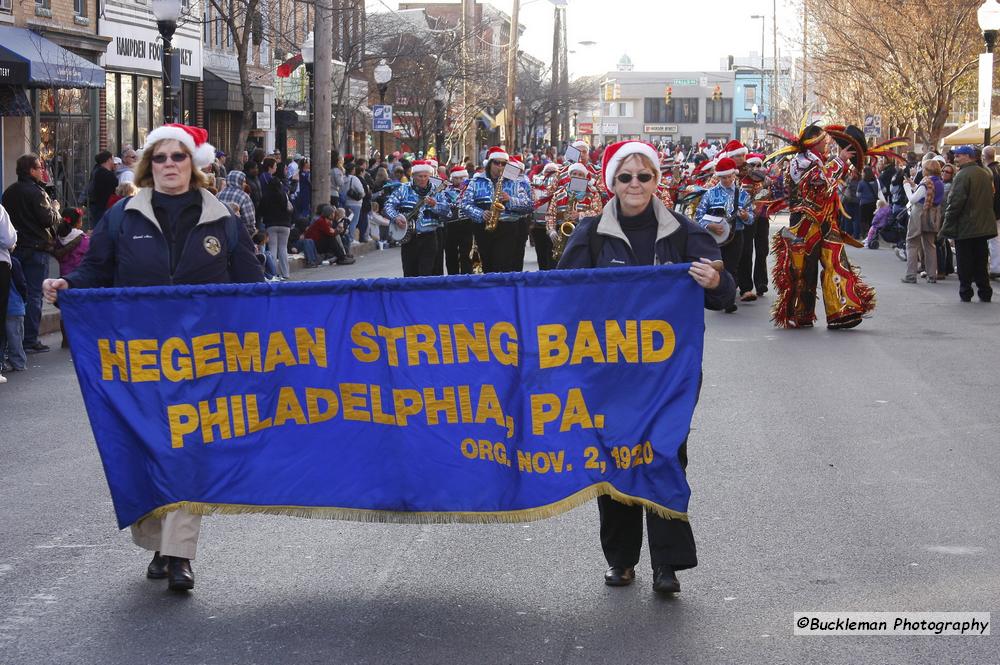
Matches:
[598,440,697,572]
[0,261,10,359]
[514,217,531,271]
[720,227,744,287]
[857,202,876,242]
[482,221,524,273]
[444,219,475,275]
[531,225,556,270]
[401,231,439,277]
[432,227,446,276]
[737,216,770,295]
[955,237,992,301]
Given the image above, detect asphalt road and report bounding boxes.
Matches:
[2,233,998,664]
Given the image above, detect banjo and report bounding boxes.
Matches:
[389,177,449,244]
[702,207,734,246]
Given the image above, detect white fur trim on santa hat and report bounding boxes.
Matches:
[713,157,738,177]
[543,162,559,173]
[721,140,748,158]
[571,140,589,151]
[411,160,435,175]
[602,141,661,191]
[568,162,588,175]
[449,166,469,179]
[483,147,510,165]
[143,124,216,169]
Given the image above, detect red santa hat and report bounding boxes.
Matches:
[567,162,589,176]
[143,123,216,168]
[428,158,440,169]
[483,146,510,165]
[542,162,559,174]
[449,165,469,179]
[746,153,764,165]
[713,157,738,177]
[601,140,661,190]
[411,159,436,175]
[720,139,748,158]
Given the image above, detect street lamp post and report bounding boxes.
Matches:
[301,32,315,159]
[374,60,393,160]
[750,14,766,131]
[434,80,447,161]
[152,0,183,124]
[978,1,1000,147]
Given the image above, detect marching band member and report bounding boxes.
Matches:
[695,157,750,313]
[459,146,533,273]
[442,165,474,275]
[557,140,735,596]
[384,159,451,277]
[510,156,534,271]
[531,163,560,269]
[545,162,604,264]
[737,153,772,298]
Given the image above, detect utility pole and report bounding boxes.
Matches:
[801,0,808,108]
[462,0,476,162]
[559,9,569,144]
[313,0,333,211]
[506,0,520,152]
[772,0,778,130]
[549,5,561,146]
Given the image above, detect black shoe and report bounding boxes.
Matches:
[167,557,194,591]
[603,566,635,587]
[724,304,738,313]
[981,296,992,303]
[146,551,169,579]
[25,342,49,354]
[961,296,973,302]
[652,566,681,594]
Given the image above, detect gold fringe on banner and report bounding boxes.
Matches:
[140,483,688,526]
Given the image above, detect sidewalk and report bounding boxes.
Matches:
[39,239,385,336]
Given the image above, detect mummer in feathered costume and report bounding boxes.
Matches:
[765,123,905,329]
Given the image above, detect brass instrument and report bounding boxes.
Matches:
[484,177,505,232]
[551,196,580,264]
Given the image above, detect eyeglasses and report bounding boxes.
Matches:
[151,152,189,164]
[615,172,655,184]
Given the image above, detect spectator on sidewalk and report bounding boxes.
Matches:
[304,204,353,264]
[107,182,138,209]
[87,151,119,227]
[117,147,138,184]
[901,159,944,284]
[939,145,996,302]
[2,154,61,354]
[258,157,293,280]
[217,170,257,237]
[3,255,27,376]
[0,202,16,381]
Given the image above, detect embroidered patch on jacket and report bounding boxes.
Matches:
[203,236,222,256]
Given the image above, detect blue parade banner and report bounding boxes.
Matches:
[59,266,705,529]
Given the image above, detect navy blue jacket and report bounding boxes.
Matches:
[66,188,264,288]
[558,198,736,311]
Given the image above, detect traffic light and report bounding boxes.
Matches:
[664,86,672,105]
[613,83,621,100]
[712,85,722,103]
[603,80,619,102]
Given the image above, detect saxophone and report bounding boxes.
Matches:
[551,195,580,264]
[484,177,505,232]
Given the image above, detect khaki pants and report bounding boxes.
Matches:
[130,508,202,560]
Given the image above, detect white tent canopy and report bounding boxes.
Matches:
[940,119,1000,146]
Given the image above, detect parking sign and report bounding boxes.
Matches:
[373,105,393,131]
[863,114,882,138]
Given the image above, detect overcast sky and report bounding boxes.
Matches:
[372,0,803,77]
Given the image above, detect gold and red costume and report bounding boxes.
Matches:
[546,175,604,262]
[766,125,902,329]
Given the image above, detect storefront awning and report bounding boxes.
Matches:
[203,68,264,112]
[0,26,104,89]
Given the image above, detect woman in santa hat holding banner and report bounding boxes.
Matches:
[558,140,735,595]
[43,123,265,592]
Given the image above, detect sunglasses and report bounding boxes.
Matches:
[151,152,190,164]
[616,172,655,184]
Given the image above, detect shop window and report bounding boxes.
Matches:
[0,0,12,14]
[106,73,118,156]
[705,98,732,124]
[121,76,134,149]
[136,77,150,146]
